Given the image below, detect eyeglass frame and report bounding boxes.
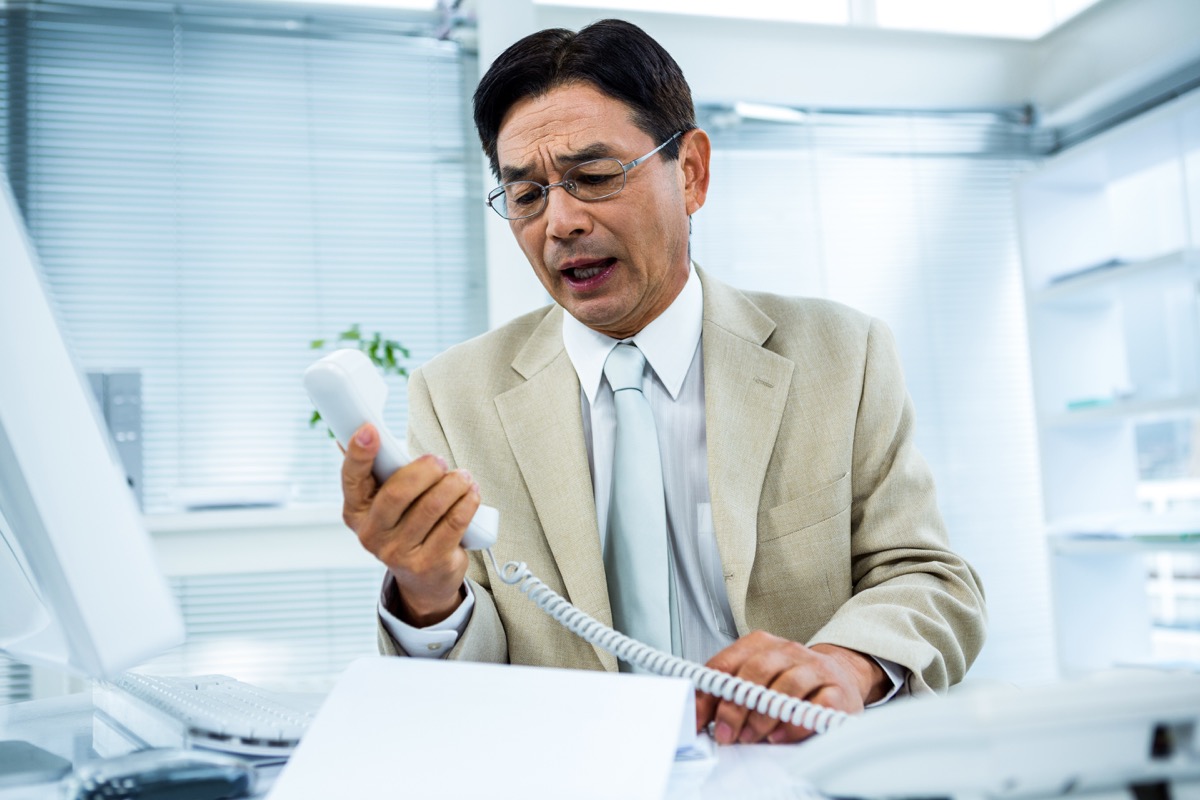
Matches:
[485,130,684,221]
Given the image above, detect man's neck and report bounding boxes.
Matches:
[562,265,703,404]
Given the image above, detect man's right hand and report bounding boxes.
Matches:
[341,423,480,627]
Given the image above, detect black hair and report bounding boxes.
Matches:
[473,19,697,179]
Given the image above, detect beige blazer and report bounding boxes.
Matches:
[378,269,986,694]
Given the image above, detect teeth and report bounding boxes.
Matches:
[572,265,604,280]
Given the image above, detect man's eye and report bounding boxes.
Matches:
[575,172,620,187]
[509,185,542,206]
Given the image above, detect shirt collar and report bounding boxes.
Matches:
[563,264,703,404]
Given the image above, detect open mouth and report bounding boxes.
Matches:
[561,258,617,287]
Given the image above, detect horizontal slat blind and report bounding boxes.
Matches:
[692,116,1057,685]
[139,567,386,691]
[0,656,33,705]
[2,0,485,514]
[0,9,6,171]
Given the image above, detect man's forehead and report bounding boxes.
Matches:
[497,137,619,182]
[498,81,624,135]
[495,84,646,177]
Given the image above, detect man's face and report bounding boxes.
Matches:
[494,82,710,339]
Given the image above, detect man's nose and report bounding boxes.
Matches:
[543,186,591,240]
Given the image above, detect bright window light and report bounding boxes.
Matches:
[533,0,1103,39]
[874,0,1054,39]
[1051,0,1104,26]
[532,0,849,25]
[289,0,437,8]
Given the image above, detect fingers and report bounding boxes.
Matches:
[339,425,479,625]
[695,635,758,733]
[696,631,783,738]
[732,655,822,744]
[380,472,477,625]
[695,693,717,736]
[711,636,815,745]
[341,424,382,528]
[341,421,470,556]
[367,467,478,563]
[696,632,868,746]
[765,684,851,744]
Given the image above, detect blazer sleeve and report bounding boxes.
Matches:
[806,318,987,695]
[374,367,509,664]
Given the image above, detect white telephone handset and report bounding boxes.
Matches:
[304,349,848,735]
[304,349,498,550]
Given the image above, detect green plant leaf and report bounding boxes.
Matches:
[308,323,410,433]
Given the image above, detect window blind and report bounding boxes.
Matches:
[0,0,486,514]
[692,111,1057,686]
[140,567,386,691]
[0,656,32,705]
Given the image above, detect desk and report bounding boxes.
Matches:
[0,693,278,800]
[0,693,818,799]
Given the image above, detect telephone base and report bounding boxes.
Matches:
[788,669,1200,800]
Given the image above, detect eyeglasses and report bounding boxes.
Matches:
[486,131,683,221]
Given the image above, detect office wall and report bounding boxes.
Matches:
[535,5,1033,110]
[533,0,1200,124]
[1031,0,1200,126]
[475,0,1200,324]
[474,0,548,327]
[475,0,1037,326]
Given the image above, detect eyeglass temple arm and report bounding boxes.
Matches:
[624,130,683,170]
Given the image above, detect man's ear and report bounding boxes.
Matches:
[680,129,711,216]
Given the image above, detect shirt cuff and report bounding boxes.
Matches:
[377,577,475,658]
[867,656,908,707]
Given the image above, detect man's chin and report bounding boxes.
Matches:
[563,303,642,339]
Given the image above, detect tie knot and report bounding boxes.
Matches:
[604,343,646,392]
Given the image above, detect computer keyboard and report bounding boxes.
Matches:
[94,673,319,758]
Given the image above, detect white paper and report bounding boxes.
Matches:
[268,656,692,800]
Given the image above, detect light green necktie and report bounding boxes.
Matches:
[603,343,674,669]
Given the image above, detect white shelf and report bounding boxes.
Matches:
[145,504,343,535]
[1050,535,1200,555]
[1045,393,1200,427]
[142,504,379,578]
[1020,88,1200,675]
[1032,248,1197,305]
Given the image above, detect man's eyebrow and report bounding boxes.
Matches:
[559,144,616,165]
[499,143,618,184]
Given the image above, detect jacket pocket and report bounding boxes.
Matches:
[761,472,851,542]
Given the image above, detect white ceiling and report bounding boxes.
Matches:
[418,0,1110,40]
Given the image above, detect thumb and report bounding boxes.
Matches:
[342,424,381,511]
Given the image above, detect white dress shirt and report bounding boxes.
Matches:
[563,266,737,663]
[380,266,905,701]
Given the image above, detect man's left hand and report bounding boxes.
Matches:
[695,631,888,745]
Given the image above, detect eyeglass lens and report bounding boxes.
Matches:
[492,158,626,220]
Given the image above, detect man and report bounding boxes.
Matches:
[340,18,986,745]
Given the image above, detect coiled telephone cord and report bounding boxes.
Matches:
[488,550,852,735]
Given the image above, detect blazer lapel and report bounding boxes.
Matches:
[494,308,617,670]
[699,272,795,635]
